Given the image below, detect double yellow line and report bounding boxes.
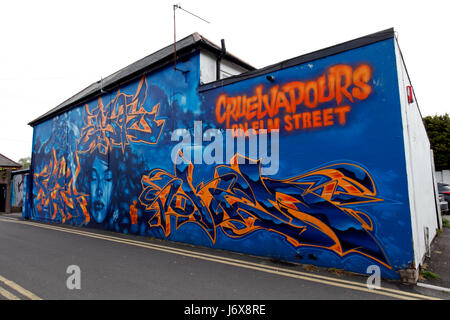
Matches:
[0,274,41,300]
[0,217,441,300]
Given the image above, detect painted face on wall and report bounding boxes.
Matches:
[89,156,113,224]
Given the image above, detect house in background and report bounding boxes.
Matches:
[0,153,22,213]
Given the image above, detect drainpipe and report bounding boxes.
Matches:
[216,39,226,81]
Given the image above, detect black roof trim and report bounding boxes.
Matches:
[198,28,395,93]
[11,168,30,175]
[28,33,255,127]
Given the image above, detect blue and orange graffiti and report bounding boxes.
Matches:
[30,40,410,278]
[78,76,166,155]
[138,151,390,269]
[215,64,372,135]
[34,148,89,224]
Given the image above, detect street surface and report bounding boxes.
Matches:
[0,215,446,302]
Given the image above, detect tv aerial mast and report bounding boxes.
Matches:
[173,4,210,72]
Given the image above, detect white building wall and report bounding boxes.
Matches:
[394,39,440,267]
[444,170,450,184]
[435,170,450,184]
[199,50,250,84]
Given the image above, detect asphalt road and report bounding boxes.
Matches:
[0,215,445,302]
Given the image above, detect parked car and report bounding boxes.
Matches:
[438,183,450,203]
[439,194,449,214]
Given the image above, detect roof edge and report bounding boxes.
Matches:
[12,168,30,175]
[196,34,256,72]
[28,33,255,127]
[199,28,395,92]
[0,153,22,168]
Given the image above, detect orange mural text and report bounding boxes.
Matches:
[215,64,371,134]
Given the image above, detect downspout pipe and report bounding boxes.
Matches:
[216,39,226,81]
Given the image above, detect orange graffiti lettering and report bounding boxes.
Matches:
[215,64,372,131]
[283,107,350,131]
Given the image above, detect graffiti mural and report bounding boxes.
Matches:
[32,75,167,231]
[34,148,89,224]
[78,77,166,155]
[29,39,414,278]
[139,151,390,268]
[215,64,372,135]
[11,173,25,207]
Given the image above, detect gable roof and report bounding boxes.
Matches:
[28,28,395,127]
[28,33,255,127]
[0,153,22,168]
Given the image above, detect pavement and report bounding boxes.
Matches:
[419,215,450,289]
[0,213,450,300]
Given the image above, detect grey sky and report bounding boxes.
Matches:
[1,0,448,162]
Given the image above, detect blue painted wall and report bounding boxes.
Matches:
[28,39,413,279]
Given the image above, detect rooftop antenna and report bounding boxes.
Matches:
[173,4,210,72]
